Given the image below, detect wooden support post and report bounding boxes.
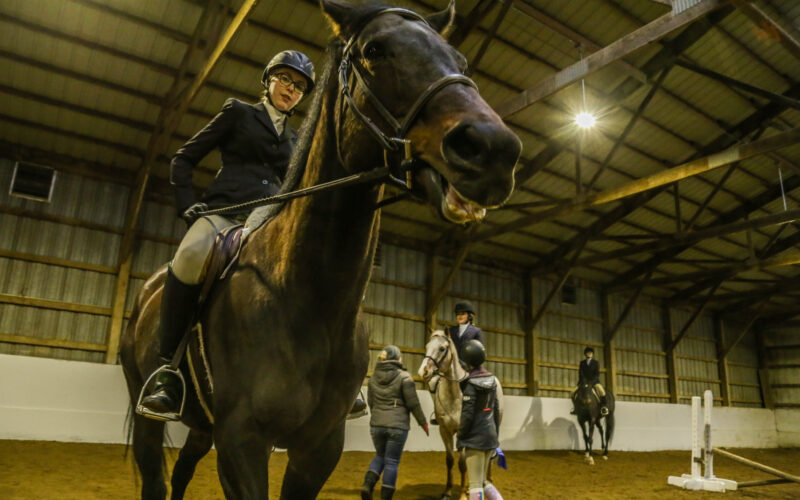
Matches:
[425,252,439,331]
[714,314,731,406]
[718,300,767,359]
[601,290,616,395]
[756,328,774,409]
[524,271,539,396]
[663,305,679,404]
[104,0,258,364]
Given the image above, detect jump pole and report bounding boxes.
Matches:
[714,447,800,488]
[667,390,737,492]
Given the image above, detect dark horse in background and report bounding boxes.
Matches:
[573,383,615,465]
[120,0,521,498]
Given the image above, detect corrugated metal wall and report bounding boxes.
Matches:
[0,161,772,408]
[0,159,126,362]
[761,326,800,409]
[536,278,603,398]
[672,308,722,404]
[723,319,763,408]
[612,296,669,403]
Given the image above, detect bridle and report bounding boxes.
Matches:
[335,7,478,188]
[423,332,462,382]
[198,7,478,217]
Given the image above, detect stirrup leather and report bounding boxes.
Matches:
[347,389,368,420]
[135,365,187,422]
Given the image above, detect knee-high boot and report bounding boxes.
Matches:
[139,267,201,414]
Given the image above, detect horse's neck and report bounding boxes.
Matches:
[248,76,382,313]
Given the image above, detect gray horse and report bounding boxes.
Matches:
[419,330,504,500]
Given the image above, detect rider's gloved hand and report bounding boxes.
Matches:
[181,202,208,227]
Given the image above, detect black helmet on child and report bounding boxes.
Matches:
[262,50,316,92]
[584,346,594,355]
[461,339,486,368]
[454,301,475,315]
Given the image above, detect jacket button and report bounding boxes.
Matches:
[262,179,268,185]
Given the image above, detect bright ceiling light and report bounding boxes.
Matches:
[575,112,596,128]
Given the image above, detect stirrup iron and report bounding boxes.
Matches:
[135,365,187,422]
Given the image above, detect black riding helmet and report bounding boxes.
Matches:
[262,50,316,93]
[462,339,486,368]
[454,301,475,315]
[584,346,594,355]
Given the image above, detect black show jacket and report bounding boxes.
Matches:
[170,98,297,216]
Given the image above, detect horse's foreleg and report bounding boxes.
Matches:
[170,429,213,500]
[132,414,167,500]
[458,449,468,500]
[581,420,594,465]
[596,421,608,460]
[280,422,346,500]
[441,428,454,500]
[214,415,271,499]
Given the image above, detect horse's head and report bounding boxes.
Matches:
[418,330,452,380]
[321,0,522,224]
[577,383,598,407]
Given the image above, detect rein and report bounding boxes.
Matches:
[199,7,477,218]
[424,335,464,383]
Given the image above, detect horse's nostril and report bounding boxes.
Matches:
[443,123,490,166]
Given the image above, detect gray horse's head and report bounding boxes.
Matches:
[419,330,454,380]
[321,0,522,224]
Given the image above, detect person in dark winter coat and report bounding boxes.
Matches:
[138,50,315,420]
[571,346,608,415]
[457,340,503,500]
[361,345,429,500]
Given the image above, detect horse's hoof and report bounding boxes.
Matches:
[603,455,608,460]
[585,456,595,465]
[440,495,450,500]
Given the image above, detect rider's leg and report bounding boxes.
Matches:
[465,448,491,500]
[570,387,578,414]
[594,383,609,415]
[140,216,235,415]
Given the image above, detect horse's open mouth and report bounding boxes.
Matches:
[413,165,486,224]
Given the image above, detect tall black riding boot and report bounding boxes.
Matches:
[360,470,379,500]
[139,267,202,414]
[600,395,609,416]
[380,486,395,500]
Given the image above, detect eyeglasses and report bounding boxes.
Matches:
[271,73,307,95]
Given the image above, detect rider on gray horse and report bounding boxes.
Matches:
[429,301,485,425]
[571,346,609,416]
[137,51,370,419]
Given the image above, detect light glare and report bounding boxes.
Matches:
[576,112,596,128]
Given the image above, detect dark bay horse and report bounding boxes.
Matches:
[120,1,521,498]
[573,383,615,465]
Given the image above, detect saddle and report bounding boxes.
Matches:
[183,224,245,424]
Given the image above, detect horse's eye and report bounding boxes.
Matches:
[439,346,446,351]
[363,42,385,62]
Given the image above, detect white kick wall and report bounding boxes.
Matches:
[0,353,784,452]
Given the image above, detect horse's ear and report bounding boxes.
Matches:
[320,0,356,38]
[426,0,456,39]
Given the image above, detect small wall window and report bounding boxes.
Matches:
[9,161,56,202]
[561,278,577,305]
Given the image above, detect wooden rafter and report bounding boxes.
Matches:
[731,0,800,62]
[667,282,722,353]
[495,0,726,118]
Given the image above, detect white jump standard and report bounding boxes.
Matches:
[667,390,737,492]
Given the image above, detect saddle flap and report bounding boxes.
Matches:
[200,224,244,302]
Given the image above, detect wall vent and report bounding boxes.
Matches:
[9,161,56,202]
[561,278,577,306]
